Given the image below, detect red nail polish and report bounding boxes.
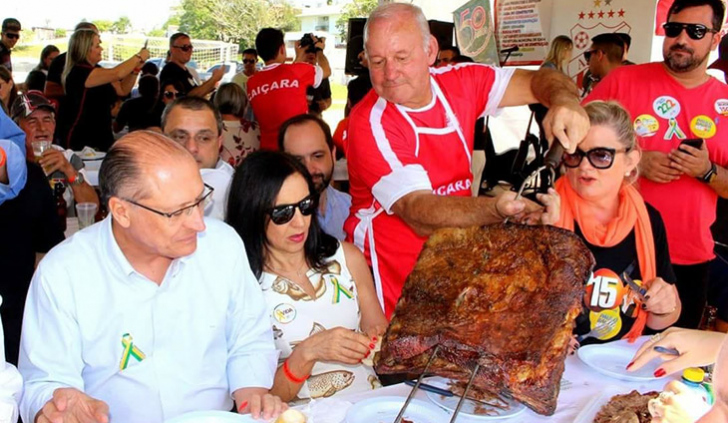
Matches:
[372,336,378,341]
[626,362,634,370]
[365,350,370,358]
[369,343,375,349]
[654,368,666,377]
[237,401,248,413]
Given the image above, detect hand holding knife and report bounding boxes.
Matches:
[621,270,648,301]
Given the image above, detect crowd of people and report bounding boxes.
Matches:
[0,0,727,422]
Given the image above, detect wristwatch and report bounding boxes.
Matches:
[700,162,717,184]
[69,171,85,187]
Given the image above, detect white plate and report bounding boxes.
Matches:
[78,151,106,161]
[164,410,254,423]
[578,336,665,382]
[423,377,525,420]
[572,385,657,423]
[346,396,450,423]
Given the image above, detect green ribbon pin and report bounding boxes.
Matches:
[664,118,686,140]
[330,276,353,304]
[119,333,146,371]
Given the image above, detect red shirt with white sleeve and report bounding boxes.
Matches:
[344,63,514,318]
[247,63,323,151]
[586,62,728,265]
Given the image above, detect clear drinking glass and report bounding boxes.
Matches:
[31,140,52,163]
[76,202,98,230]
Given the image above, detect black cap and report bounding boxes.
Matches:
[11,91,55,122]
[2,18,21,32]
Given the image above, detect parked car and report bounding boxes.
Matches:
[198,61,243,84]
[146,58,199,74]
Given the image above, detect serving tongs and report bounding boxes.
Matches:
[504,141,565,224]
[394,345,482,423]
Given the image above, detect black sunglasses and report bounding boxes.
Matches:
[563,147,629,170]
[583,49,601,61]
[4,33,19,40]
[122,183,214,221]
[663,22,718,40]
[243,59,256,64]
[163,91,178,99]
[268,196,317,225]
[173,44,193,52]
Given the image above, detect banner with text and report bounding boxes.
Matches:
[494,0,553,66]
[453,0,501,66]
[549,0,659,89]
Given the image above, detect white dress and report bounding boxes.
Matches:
[260,245,381,400]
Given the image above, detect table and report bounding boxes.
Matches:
[312,342,674,423]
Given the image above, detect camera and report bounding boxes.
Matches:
[300,33,321,54]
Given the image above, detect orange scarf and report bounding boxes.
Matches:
[554,178,656,343]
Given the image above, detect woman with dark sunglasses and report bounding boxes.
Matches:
[553,101,681,351]
[226,151,388,403]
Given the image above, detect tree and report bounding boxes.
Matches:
[176,0,300,48]
[111,16,132,34]
[336,0,378,40]
[55,28,67,38]
[92,20,113,33]
[146,28,166,38]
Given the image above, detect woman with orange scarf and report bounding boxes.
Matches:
[554,101,681,350]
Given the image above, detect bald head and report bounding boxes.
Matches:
[99,131,196,206]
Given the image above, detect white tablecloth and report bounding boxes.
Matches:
[311,341,674,423]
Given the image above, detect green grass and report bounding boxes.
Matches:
[330,81,347,101]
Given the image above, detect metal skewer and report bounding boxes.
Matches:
[503,141,564,224]
[449,363,481,423]
[503,167,544,225]
[394,345,441,423]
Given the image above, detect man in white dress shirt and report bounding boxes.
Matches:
[19,131,283,423]
[0,296,22,423]
[162,96,234,220]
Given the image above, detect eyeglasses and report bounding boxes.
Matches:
[662,22,718,40]
[163,91,178,99]
[4,33,19,40]
[268,195,317,225]
[242,59,256,64]
[583,50,601,61]
[563,147,629,170]
[122,183,214,221]
[172,44,193,52]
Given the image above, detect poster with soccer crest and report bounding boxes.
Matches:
[549,0,660,89]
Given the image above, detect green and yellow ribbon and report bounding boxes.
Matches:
[330,276,353,304]
[119,333,146,371]
[664,118,686,140]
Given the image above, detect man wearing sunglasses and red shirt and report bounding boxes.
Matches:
[0,18,21,72]
[586,0,728,330]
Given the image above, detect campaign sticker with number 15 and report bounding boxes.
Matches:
[584,269,627,312]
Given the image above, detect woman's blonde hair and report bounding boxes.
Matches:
[63,29,98,90]
[544,35,573,72]
[583,100,640,182]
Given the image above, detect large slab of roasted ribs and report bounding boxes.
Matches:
[375,224,595,415]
